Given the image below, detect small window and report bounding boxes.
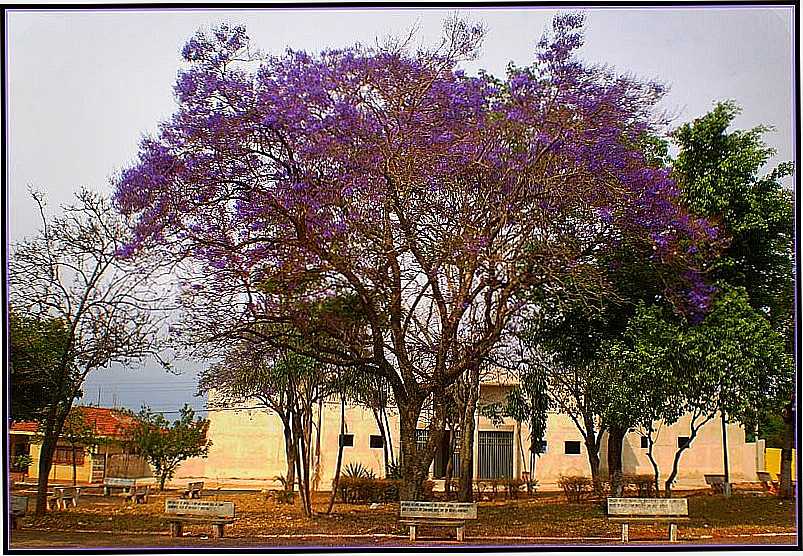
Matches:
[677,436,690,449]
[53,445,84,465]
[339,434,354,447]
[641,436,649,449]
[564,441,581,455]
[535,440,548,454]
[369,435,384,449]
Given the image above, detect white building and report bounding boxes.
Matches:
[174,382,765,491]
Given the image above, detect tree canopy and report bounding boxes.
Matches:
[114,14,720,498]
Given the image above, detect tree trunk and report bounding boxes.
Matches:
[584,435,601,485]
[291,412,312,517]
[779,395,795,498]
[664,418,708,497]
[607,425,627,496]
[35,427,58,516]
[644,428,661,495]
[313,400,323,492]
[71,445,77,486]
[326,395,346,514]
[281,417,296,491]
[382,406,395,467]
[159,472,167,492]
[582,415,602,486]
[372,407,389,477]
[398,397,434,500]
[457,411,476,502]
[35,405,71,516]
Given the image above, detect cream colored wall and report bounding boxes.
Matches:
[173,392,401,489]
[176,386,764,491]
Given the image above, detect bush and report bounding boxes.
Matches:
[385,462,402,480]
[337,477,434,504]
[558,475,594,503]
[623,474,657,498]
[504,477,525,499]
[344,462,376,479]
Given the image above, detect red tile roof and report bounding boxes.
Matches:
[10,406,137,438]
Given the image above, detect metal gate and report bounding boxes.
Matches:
[477,431,513,479]
[91,452,106,483]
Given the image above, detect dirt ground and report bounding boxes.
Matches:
[8,486,798,549]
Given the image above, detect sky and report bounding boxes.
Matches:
[5,6,796,416]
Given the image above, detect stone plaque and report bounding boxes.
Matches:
[607,497,687,516]
[104,477,136,487]
[165,499,235,518]
[400,501,477,520]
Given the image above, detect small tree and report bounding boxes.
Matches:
[612,288,790,496]
[126,405,211,491]
[9,190,169,515]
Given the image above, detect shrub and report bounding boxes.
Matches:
[558,475,594,503]
[337,477,434,504]
[623,474,657,498]
[344,462,376,479]
[505,478,525,499]
[385,462,402,480]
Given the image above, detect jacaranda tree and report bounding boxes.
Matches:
[114,15,718,499]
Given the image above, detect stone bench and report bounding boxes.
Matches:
[125,484,150,504]
[103,477,137,496]
[703,474,727,494]
[181,481,204,499]
[48,487,80,510]
[399,501,477,542]
[164,499,235,538]
[607,497,689,543]
[10,495,28,530]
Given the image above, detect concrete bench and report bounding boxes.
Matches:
[164,499,235,538]
[103,477,137,496]
[125,484,150,504]
[10,495,28,530]
[757,471,777,492]
[49,487,80,510]
[703,474,727,494]
[181,481,204,499]
[399,501,477,541]
[607,497,689,543]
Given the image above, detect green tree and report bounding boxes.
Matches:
[673,101,795,496]
[612,287,790,496]
[9,311,70,422]
[125,405,212,491]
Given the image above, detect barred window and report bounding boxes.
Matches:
[339,434,354,447]
[53,445,84,466]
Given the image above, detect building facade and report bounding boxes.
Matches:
[10,406,140,484]
[173,383,766,491]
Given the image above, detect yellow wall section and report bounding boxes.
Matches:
[764,448,796,480]
[26,442,93,482]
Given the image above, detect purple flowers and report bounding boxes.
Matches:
[114,16,720,323]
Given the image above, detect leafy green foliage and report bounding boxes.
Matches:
[9,310,72,421]
[673,100,794,336]
[125,405,211,490]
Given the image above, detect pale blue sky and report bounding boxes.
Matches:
[5,7,796,414]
